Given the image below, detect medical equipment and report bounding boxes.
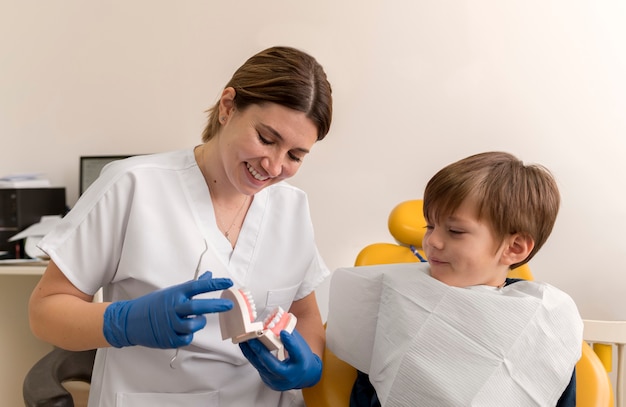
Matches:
[219,287,297,361]
[170,240,219,369]
[0,187,66,259]
[170,240,208,368]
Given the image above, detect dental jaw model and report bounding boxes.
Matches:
[219,288,297,361]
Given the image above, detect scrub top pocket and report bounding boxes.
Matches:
[265,283,300,311]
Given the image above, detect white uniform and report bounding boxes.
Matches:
[38,149,329,407]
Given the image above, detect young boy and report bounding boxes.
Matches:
[326,152,582,406]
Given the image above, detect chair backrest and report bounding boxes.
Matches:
[301,338,357,406]
[303,199,614,407]
[577,341,615,407]
[582,320,626,407]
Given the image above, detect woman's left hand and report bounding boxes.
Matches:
[239,329,323,391]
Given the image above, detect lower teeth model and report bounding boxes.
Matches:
[219,288,297,361]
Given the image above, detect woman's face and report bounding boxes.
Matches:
[218,102,318,195]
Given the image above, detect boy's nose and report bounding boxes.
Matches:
[424,229,443,250]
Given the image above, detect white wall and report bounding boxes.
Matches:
[2,0,626,325]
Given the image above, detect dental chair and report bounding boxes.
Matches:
[303,200,619,407]
[23,347,95,407]
[583,320,626,407]
[23,290,104,407]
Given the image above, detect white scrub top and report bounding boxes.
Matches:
[39,148,329,407]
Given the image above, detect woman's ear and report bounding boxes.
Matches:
[501,233,535,267]
[218,87,237,119]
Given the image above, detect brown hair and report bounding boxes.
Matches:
[423,151,560,269]
[202,46,333,142]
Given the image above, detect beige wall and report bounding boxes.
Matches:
[2,3,625,395]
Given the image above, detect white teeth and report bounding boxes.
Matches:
[263,306,285,329]
[241,289,257,320]
[246,163,269,181]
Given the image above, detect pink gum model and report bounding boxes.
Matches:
[219,287,297,361]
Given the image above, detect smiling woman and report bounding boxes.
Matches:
[28,46,333,407]
[196,100,319,201]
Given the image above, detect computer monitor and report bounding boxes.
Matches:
[79,155,131,195]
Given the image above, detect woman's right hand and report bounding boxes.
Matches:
[103,271,233,349]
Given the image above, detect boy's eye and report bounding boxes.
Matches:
[449,229,464,235]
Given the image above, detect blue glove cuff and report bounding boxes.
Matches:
[297,353,322,388]
[103,301,132,348]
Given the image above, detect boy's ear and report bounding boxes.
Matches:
[501,233,535,266]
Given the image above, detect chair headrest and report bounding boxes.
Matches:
[388,200,427,248]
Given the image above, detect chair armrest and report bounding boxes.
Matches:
[23,347,96,407]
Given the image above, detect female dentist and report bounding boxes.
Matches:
[29,45,333,407]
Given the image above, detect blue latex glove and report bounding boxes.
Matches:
[239,328,322,391]
[103,271,233,349]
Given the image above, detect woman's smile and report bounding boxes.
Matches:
[246,162,269,181]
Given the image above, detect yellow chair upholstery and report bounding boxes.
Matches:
[582,320,626,407]
[303,199,614,407]
[301,337,357,406]
[577,341,614,407]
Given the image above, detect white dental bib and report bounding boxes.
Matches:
[326,263,583,407]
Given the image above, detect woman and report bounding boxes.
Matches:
[29,46,333,406]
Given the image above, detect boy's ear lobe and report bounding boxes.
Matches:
[502,234,535,266]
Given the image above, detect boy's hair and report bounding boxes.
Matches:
[423,151,560,269]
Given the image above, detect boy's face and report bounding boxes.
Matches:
[423,197,510,288]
